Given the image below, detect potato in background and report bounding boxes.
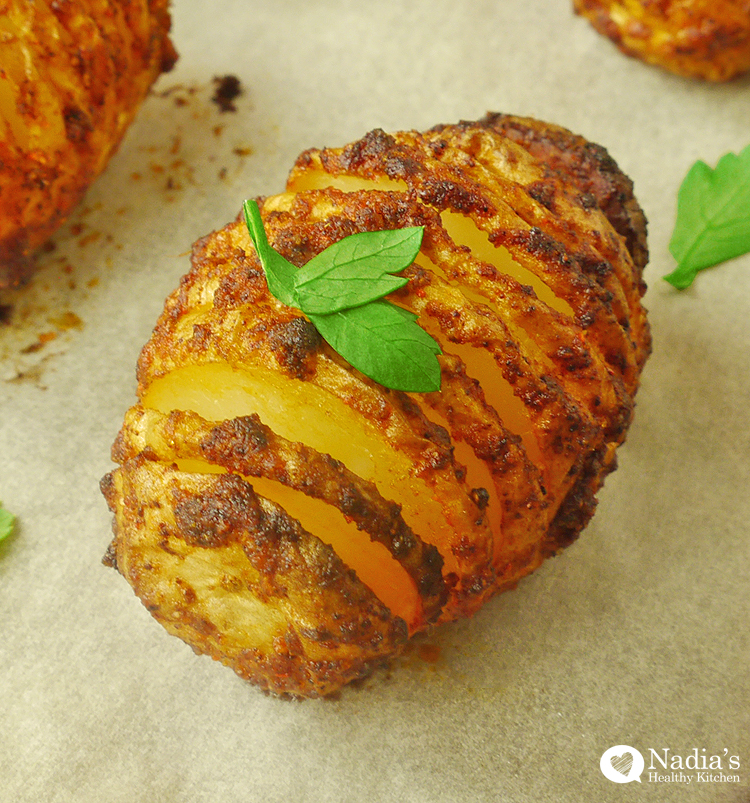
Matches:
[0,0,176,288]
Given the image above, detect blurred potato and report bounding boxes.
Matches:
[102,116,651,698]
[574,0,750,81]
[0,0,176,287]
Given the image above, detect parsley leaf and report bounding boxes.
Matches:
[243,199,441,392]
[295,227,422,314]
[243,200,296,305]
[0,502,15,543]
[666,144,750,289]
[309,302,442,392]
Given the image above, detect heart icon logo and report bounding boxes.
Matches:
[601,745,644,783]
[610,752,634,777]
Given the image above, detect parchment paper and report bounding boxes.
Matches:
[1,1,749,801]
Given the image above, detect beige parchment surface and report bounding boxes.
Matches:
[1,1,749,801]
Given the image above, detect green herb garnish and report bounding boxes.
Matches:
[666,144,750,289]
[243,199,441,392]
[0,501,15,543]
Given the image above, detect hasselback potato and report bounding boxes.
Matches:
[0,0,176,288]
[573,0,750,81]
[101,115,651,698]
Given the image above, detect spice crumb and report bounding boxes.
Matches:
[212,75,242,113]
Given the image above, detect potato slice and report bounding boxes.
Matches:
[113,404,447,633]
[101,458,409,699]
[468,113,649,277]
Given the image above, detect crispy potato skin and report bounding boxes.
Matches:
[101,460,409,699]
[103,117,650,697]
[0,0,176,287]
[470,113,649,283]
[573,0,750,81]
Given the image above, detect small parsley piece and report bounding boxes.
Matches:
[0,501,15,543]
[666,144,750,289]
[243,199,441,392]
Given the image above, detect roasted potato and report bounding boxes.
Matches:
[0,0,176,288]
[102,116,651,698]
[573,0,750,81]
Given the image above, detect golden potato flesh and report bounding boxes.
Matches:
[102,117,650,697]
[0,0,176,287]
[573,0,750,81]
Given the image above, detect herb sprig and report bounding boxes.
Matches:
[243,200,441,392]
[0,501,15,543]
[666,144,750,289]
